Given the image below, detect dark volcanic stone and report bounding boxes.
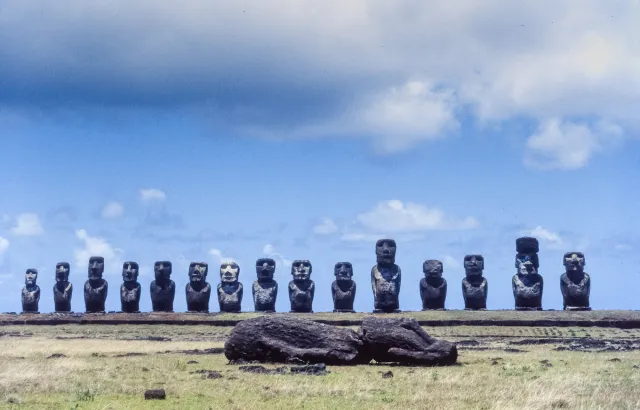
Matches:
[358,316,458,366]
[53,262,73,312]
[21,269,40,313]
[561,252,591,310]
[332,262,356,313]
[217,262,243,313]
[381,370,393,378]
[120,262,141,313]
[185,262,211,313]
[462,255,488,310]
[47,353,66,359]
[253,258,278,312]
[224,315,365,365]
[371,239,401,312]
[290,363,327,375]
[238,365,287,375]
[420,260,447,310]
[150,261,175,312]
[84,257,108,313]
[289,260,315,313]
[144,389,166,400]
[516,237,539,253]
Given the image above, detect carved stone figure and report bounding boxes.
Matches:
[512,237,543,310]
[185,262,211,312]
[462,255,488,310]
[120,261,141,313]
[53,262,73,312]
[420,260,447,310]
[217,262,243,313]
[22,269,40,313]
[371,239,401,313]
[150,261,175,312]
[288,260,315,313]
[331,262,356,313]
[253,258,278,312]
[560,252,591,311]
[84,256,108,313]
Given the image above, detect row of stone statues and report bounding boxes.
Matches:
[20,237,591,314]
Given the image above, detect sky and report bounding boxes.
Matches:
[1,1,639,313]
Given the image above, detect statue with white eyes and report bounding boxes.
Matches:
[560,252,591,311]
[288,260,315,313]
[253,258,278,312]
[217,262,243,313]
[22,269,40,313]
[512,237,543,310]
[185,262,211,313]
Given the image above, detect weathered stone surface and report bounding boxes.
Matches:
[371,239,401,313]
[217,262,243,313]
[332,262,356,313]
[22,269,40,313]
[144,389,166,400]
[53,262,73,312]
[253,258,278,312]
[358,316,458,366]
[462,255,488,310]
[512,237,543,310]
[150,261,175,312]
[120,262,141,313]
[289,260,315,313]
[224,315,365,365]
[420,260,447,310]
[290,363,327,375]
[186,262,211,313]
[84,256,108,313]
[561,252,591,311]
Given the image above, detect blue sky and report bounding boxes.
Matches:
[1,1,639,313]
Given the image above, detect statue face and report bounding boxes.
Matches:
[564,252,585,272]
[515,253,539,269]
[189,262,208,283]
[423,260,443,278]
[154,261,172,281]
[517,259,537,276]
[334,262,353,281]
[291,260,312,281]
[464,255,484,275]
[25,269,38,286]
[376,239,397,265]
[88,256,105,280]
[220,262,239,283]
[55,262,70,282]
[122,262,139,283]
[256,258,276,280]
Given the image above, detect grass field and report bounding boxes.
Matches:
[2,320,640,409]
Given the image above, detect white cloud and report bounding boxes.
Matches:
[312,217,339,235]
[209,248,236,265]
[442,255,459,270]
[2,1,640,164]
[10,213,44,236]
[74,229,124,275]
[101,201,124,219]
[524,119,624,170]
[140,189,166,202]
[263,244,292,268]
[0,236,9,266]
[526,225,566,250]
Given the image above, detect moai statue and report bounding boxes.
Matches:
[462,255,488,310]
[512,237,543,310]
[331,262,356,313]
[150,261,175,312]
[288,260,315,313]
[371,239,401,313]
[560,252,591,311]
[120,261,141,313]
[217,261,243,313]
[253,258,278,312]
[84,256,108,313]
[420,260,447,310]
[185,262,211,313]
[53,262,73,312]
[21,269,40,313]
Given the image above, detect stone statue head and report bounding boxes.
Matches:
[154,261,172,282]
[25,269,38,287]
[515,253,539,270]
[122,261,139,283]
[376,239,397,265]
[516,237,539,254]
[516,259,537,276]
[189,262,208,284]
[220,261,240,283]
[291,260,312,281]
[334,262,353,282]
[55,262,70,282]
[563,252,585,273]
[423,260,443,278]
[88,256,105,281]
[256,258,276,281]
[464,255,484,276]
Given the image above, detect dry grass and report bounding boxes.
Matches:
[0,325,639,409]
